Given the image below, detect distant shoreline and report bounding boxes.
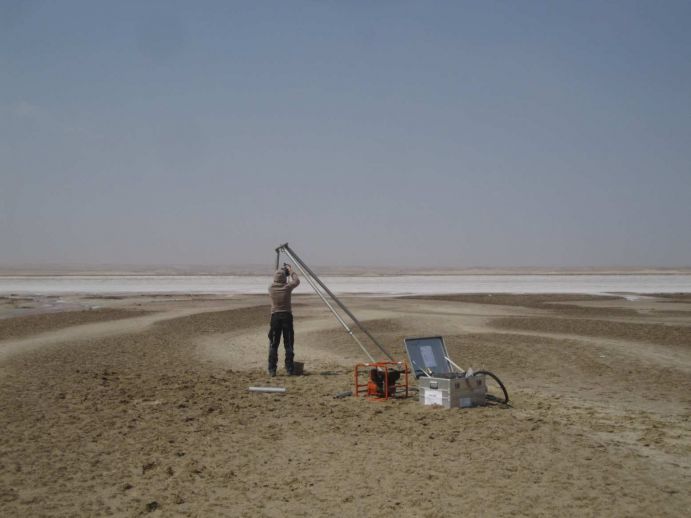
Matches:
[2,273,690,296]
[1,269,691,277]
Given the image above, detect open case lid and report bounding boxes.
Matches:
[404,336,453,377]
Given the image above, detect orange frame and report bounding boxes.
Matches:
[354,361,409,400]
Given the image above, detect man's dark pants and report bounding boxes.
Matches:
[268,311,294,374]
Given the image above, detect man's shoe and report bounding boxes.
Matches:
[268,369,276,377]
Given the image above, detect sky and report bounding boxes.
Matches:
[1,0,690,268]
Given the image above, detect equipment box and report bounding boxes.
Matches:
[417,374,486,408]
[404,336,487,408]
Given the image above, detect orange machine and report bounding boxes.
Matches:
[354,361,409,400]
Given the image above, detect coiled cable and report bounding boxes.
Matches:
[474,370,509,404]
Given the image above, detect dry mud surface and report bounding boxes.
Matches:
[0,293,689,517]
[0,308,152,341]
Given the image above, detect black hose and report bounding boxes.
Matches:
[474,370,509,405]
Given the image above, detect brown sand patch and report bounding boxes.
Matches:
[404,293,638,317]
[650,309,691,317]
[0,308,151,341]
[491,316,691,349]
[406,293,619,306]
[650,293,691,303]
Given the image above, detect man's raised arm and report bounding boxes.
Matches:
[287,266,300,289]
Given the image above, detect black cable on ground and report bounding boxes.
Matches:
[474,370,509,405]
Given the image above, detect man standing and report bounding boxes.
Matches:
[267,264,300,376]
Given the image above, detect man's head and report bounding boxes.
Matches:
[273,269,287,284]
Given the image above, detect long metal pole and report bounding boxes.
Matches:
[274,246,281,270]
[281,244,394,361]
[249,386,286,394]
[281,247,375,362]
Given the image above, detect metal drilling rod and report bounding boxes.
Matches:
[281,247,375,362]
[279,243,394,361]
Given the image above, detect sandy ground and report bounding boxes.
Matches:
[0,292,689,517]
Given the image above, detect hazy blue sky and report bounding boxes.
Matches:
[2,1,690,268]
